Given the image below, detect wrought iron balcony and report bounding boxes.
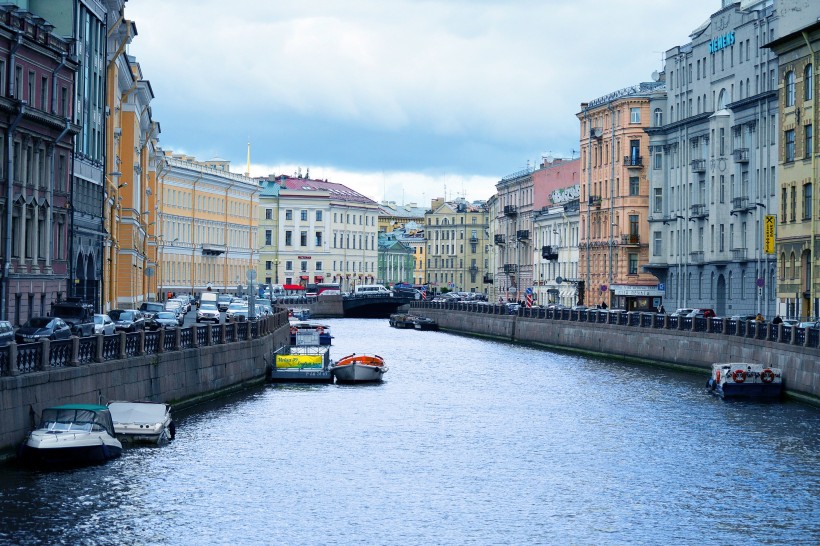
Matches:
[469,236,478,243]
[516,230,530,240]
[494,234,505,245]
[503,264,518,274]
[468,265,478,272]
[690,203,707,218]
[731,247,748,261]
[588,195,602,207]
[690,159,707,173]
[541,246,559,260]
[733,148,749,163]
[503,205,517,216]
[624,155,643,167]
[483,273,493,284]
[731,196,750,213]
[689,250,704,264]
[621,234,640,245]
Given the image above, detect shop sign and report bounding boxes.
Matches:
[709,31,735,54]
[610,284,665,296]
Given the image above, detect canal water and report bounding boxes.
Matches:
[1,318,818,545]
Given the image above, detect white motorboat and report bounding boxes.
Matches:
[331,353,388,383]
[108,401,176,444]
[19,404,122,466]
[706,362,783,400]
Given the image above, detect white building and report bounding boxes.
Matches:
[532,200,581,307]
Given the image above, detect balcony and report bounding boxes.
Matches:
[588,195,602,208]
[503,264,518,274]
[690,159,707,173]
[468,265,478,272]
[621,234,640,245]
[483,273,493,284]
[624,155,643,168]
[469,236,478,243]
[494,234,505,245]
[689,250,704,264]
[541,246,559,260]
[731,196,751,214]
[733,148,749,163]
[516,229,530,240]
[731,247,748,261]
[503,205,517,216]
[690,203,707,218]
[201,244,227,256]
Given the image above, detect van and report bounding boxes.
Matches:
[354,285,392,296]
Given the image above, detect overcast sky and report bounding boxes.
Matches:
[126,0,718,206]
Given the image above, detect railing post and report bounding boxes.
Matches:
[70,336,79,366]
[119,331,127,359]
[8,342,18,375]
[219,323,226,344]
[791,325,798,345]
[191,326,199,348]
[706,318,713,333]
[804,327,811,347]
[206,324,213,346]
[157,329,165,353]
[94,334,104,363]
[174,328,181,351]
[776,323,783,343]
[138,329,145,356]
[39,339,50,370]
[690,317,697,332]
[231,322,237,342]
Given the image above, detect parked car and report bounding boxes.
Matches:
[670,308,694,317]
[15,317,72,344]
[152,311,180,330]
[687,308,716,318]
[108,309,146,332]
[139,301,165,321]
[93,314,115,335]
[0,320,15,346]
[217,294,233,311]
[226,302,248,320]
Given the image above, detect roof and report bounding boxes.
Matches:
[49,404,109,411]
[278,176,377,205]
[283,284,305,290]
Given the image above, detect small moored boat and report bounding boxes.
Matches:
[706,362,783,400]
[331,353,388,383]
[289,322,332,345]
[108,401,175,444]
[413,316,438,331]
[19,404,122,466]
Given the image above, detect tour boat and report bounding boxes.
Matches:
[107,401,176,444]
[289,322,333,345]
[331,353,388,383]
[413,316,439,331]
[19,404,122,466]
[706,363,783,400]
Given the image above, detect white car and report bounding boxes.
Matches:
[226,302,248,320]
[93,314,115,335]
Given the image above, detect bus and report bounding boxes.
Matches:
[306,283,342,297]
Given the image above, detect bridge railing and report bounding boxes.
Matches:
[409,301,820,350]
[0,311,286,378]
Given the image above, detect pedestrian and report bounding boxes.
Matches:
[772,315,783,325]
[658,304,666,314]
[755,313,765,323]
[600,301,608,309]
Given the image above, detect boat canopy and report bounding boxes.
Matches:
[38,405,116,436]
[108,402,169,425]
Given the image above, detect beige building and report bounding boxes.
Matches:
[424,198,489,295]
[154,152,259,298]
[493,168,534,302]
[767,18,820,319]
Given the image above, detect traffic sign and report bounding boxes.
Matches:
[764,215,776,254]
[556,276,563,284]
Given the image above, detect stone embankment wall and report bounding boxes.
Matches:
[0,318,292,457]
[417,307,820,404]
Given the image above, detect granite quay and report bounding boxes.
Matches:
[410,302,820,404]
[0,311,292,458]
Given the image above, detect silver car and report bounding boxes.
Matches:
[93,314,115,335]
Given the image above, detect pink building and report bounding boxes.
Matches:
[532,158,580,210]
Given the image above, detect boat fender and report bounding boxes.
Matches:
[716,370,721,383]
[760,368,775,384]
[732,369,747,383]
[290,326,297,335]
[316,326,324,334]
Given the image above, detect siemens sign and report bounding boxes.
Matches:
[709,31,735,54]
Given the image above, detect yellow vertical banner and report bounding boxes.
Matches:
[764,215,776,254]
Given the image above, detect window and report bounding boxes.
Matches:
[315,231,323,247]
[805,64,814,101]
[300,210,307,221]
[315,261,323,272]
[265,260,272,270]
[40,76,47,110]
[806,124,813,159]
[653,108,663,126]
[804,184,813,220]
[785,129,795,162]
[628,253,638,275]
[300,261,307,272]
[285,231,292,246]
[300,231,307,246]
[790,186,796,222]
[316,210,322,221]
[719,175,725,204]
[265,229,272,245]
[719,128,725,156]
[629,176,639,196]
[653,152,662,169]
[653,232,662,256]
[653,188,662,213]
[630,107,640,123]
[285,210,292,221]
[265,208,272,220]
[785,71,795,107]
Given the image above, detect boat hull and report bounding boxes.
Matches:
[19,432,122,466]
[707,363,783,401]
[331,362,387,383]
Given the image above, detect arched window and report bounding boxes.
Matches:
[740,80,744,99]
[780,252,786,280]
[805,64,813,101]
[653,108,663,127]
[785,71,795,107]
[790,252,797,279]
[717,89,727,109]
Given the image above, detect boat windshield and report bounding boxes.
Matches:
[38,407,115,436]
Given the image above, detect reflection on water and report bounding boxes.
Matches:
[1,318,818,545]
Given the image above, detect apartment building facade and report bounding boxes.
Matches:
[493,168,533,302]
[646,0,779,317]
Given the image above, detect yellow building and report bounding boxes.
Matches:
[105,14,160,310]
[154,152,259,298]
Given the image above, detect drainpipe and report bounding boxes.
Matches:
[803,31,817,319]
[2,105,25,321]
